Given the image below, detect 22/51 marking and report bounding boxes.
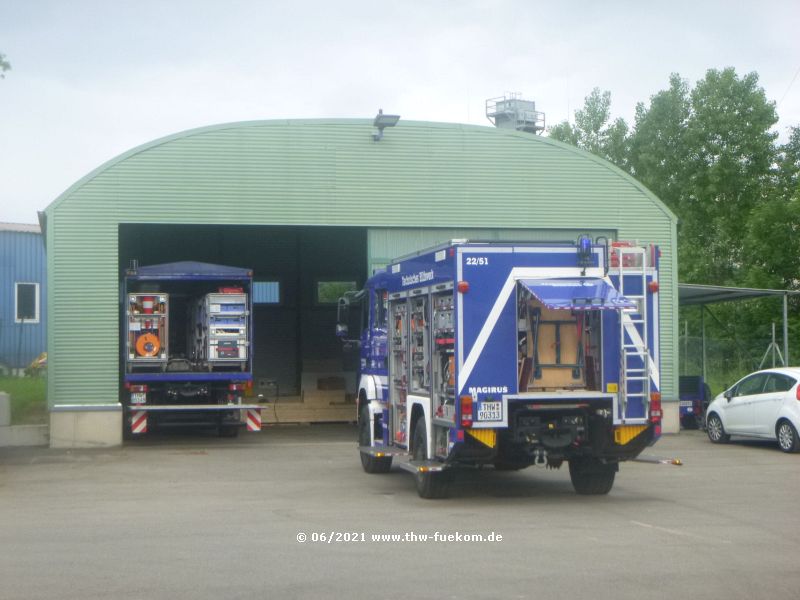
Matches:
[465,257,489,266]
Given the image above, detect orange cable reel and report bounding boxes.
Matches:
[135,332,161,357]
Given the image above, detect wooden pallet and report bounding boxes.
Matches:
[256,392,356,424]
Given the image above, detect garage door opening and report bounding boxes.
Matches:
[119,224,367,405]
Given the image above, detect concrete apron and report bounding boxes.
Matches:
[49,404,122,448]
[0,391,49,447]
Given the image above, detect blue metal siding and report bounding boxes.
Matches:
[0,231,47,369]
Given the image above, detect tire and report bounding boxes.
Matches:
[681,415,699,430]
[359,406,392,473]
[568,458,616,495]
[706,413,730,444]
[412,417,451,499]
[218,424,240,438]
[776,420,800,453]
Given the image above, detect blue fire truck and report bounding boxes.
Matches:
[338,238,662,498]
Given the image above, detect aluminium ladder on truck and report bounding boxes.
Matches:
[616,245,652,424]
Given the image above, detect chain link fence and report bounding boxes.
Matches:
[679,331,785,396]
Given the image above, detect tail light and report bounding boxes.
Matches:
[460,395,473,428]
[649,392,662,423]
[795,386,800,401]
[130,384,148,393]
[229,383,245,392]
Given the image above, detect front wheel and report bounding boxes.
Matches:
[568,458,616,495]
[412,417,451,499]
[776,420,800,453]
[706,413,730,444]
[359,406,392,473]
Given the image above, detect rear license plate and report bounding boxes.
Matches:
[130,392,146,405]
[478,401,502,421]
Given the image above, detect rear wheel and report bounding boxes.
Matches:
[568,458,616,495]
[218,424,240,438]
[359,406,392,473]
[681,415,699,430]
[776,420,800,453]
[412,417,451,499]
[706,413,730,444]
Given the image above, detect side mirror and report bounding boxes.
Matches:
[336,291,363,350]
[336,297,350,338]
[723,389,733,401]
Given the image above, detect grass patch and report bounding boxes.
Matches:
[0,376,47,425]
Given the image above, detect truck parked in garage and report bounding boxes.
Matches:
[122,261,261,437]
[338,238,662,497]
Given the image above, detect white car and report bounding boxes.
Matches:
[706,367,800,453]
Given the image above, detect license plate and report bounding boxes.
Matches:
[131,392,146,405]
[478,401,502,421]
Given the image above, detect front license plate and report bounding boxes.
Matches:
[478,401,502,421]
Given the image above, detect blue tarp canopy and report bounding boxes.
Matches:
[126,261,252,281]
[518,278,636,311]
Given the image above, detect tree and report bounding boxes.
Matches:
[628,73,691,214]
[630,68,778,285]
[548,88,630,170]
[775,125,800,199]
[549,69,787,362]
[744,126,800,290]
[0,52,10,78]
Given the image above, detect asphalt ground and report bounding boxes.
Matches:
[1,425,799,600]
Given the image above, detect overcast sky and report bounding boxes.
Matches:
[1,0,799,225]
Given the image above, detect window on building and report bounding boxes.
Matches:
[252,281,281,304]
[317,280,357,305]
[15,282,40,323]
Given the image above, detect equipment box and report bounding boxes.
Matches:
[126,293,169,371]
[193,292,249,371]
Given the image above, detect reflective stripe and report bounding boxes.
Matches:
[131,411,147,434]
[246,408,261,431]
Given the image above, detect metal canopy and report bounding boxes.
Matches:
[127,261,252,281]
[679,283,800,369]
[679,283,800,306]
[518,278,636,311]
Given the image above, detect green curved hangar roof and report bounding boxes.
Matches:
[48,119,675,227]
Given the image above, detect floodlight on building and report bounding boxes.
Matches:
[372,109,401,141]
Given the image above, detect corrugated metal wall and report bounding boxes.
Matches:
[45,119,678,407]
[0,230,47,370]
